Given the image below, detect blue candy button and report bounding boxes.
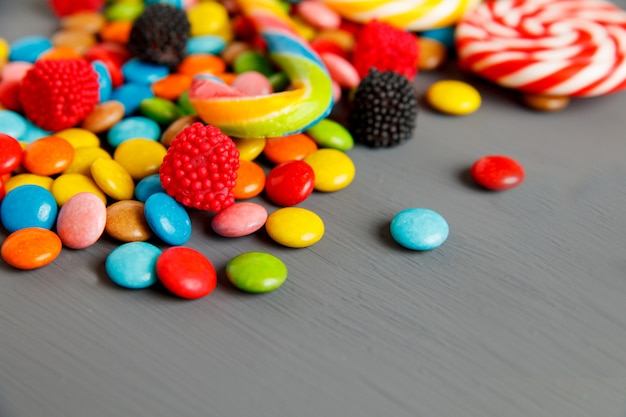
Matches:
[92,60,113,102]
[9,36,52,62]
[121,59,170,85]
[1,185,58,232]
[0,110,27,140]
[186,36,227,55]
[144,192,191,246]
[135,174,165,202]
[390,208,449,251]
[106,241,162,289]
[108,116,161,147]
[111,82,154,116]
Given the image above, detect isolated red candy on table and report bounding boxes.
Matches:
[470,155,525,191]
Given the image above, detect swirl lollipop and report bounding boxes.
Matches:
[321,0,481,31]
[455,0,626,97]
[189,0,333,138]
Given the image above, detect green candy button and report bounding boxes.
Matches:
[140,97,183,125]
[226,252,288,293]
[306,118,354,151]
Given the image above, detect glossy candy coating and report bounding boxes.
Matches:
[265,160,315,207]
[51,173,107,206]
[0,110,27,139]
[470,155,525,191]
[303,148,355,192]
[232,160,266,200]
[1,227,62,270]
[105,200,152,242]
[63,146,112,176]
[0,133,22,174]
[113,138,167,181]
[144,192,192,245]
[233,137,266,161]
[1,185,58,232]
[108,116,161,148]
[390,208,449,251]
[426,80,481,115]
[156,246,217,299]
[134,174,165,202]
[22,136,75,176]
[263,133,317,164]
[265,207,324,248]
[305,118,353,151]
[90,158,135,201]
[106,242,162,289]
[226,251,288,293]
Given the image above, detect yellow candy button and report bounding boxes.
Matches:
[234,137,266,161]
[0,37,8,63]
[113,138,167,180]
[63,146,111,176]
[188,2,232,40]
[265,207,324,248]
[52,173,107,206]
[5,173,54,193]
[304,148,355,192]
[425,80,481,115]
[91,158,135,201]
[54,128,100,148]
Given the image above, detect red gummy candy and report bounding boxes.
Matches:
[160,122,240,212]
[19,59,99,132]
[351,20,419,80]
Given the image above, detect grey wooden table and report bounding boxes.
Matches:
[2,1,626,416]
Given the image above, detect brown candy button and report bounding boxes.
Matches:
[418,37,447,71]
[221,41,252,66]
[81,100,126,133]
[51,29,96,54]
[105,200,153,242]
[161,115,199,147]
[60,12,107,34]
[521,93,570,112]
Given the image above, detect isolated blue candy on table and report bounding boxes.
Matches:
[1,185,58,233]
[144,192,191,246]
[106,241,162,289]
[390,208,449,251]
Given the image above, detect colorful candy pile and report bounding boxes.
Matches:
[1,0,624,298]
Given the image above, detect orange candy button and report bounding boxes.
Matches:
[23,136,75,176]
[177,54,226,77]
[233,160,266,200]
[100,20,133,45]
[1,227,62,270]
[263,133,318,164]
[152,73,193,101]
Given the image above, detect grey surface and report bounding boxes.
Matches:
[2,1,626,416]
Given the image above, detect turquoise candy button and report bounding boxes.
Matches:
[20,119,50,144]
[226,252,288,293]
[390,208,449,251]
[420,27,455,50]
[146,0,184,8]
[0,110,27,139]
[122,59,170,85]
[144,192,191,245]
[1,185,58,232]
[108,116,161,147]
[105,241,162,289]
[306,118,354,151]
[135,174,165,202]
[9,36,52,62]
[187,35,227,55]
[92,60,113,102]
[111,83,154,116]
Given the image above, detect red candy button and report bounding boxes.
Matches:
[470,155,525,191]
[0,133,22,175]
[265,160,315,206]
[156,247,217,299]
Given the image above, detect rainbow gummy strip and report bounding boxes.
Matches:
[321,0,481,31]
[189,0,334,139]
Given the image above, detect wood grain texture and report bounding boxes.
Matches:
[2,1,626,416]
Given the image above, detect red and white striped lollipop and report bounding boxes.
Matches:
[455,0,626,97]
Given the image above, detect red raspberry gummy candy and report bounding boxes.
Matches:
[19,59,99,132]
[160,122,240,212]
[351,20,419,80]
